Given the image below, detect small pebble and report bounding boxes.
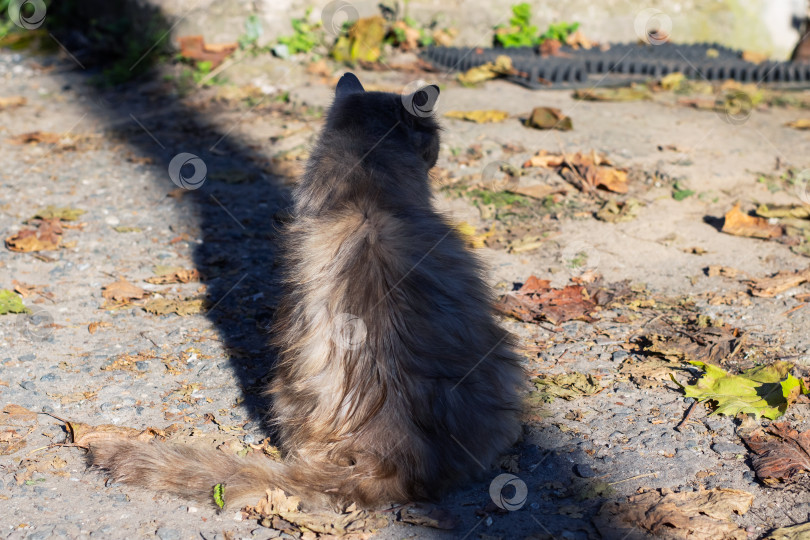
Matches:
[156,527,181,540]
[21,380,36,391]
[612,350,629,362]
[712,442,746,456]
[574,463,597,478]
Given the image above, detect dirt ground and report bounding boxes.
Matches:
[2,41,810,540]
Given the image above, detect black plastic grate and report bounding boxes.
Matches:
[422,42,810,89]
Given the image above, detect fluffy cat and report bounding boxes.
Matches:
[89,73,524,510]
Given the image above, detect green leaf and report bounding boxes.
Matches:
[672,188,695,201]
[0,289,29,315]
[672,361,808,420]
[32,205,86,221]
[213,483,225,509]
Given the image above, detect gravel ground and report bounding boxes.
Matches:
[2,43,810,540]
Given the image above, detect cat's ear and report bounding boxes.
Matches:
[402,84,440,118]
[336,72,365,98]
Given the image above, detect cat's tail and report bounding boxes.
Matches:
[88,439,329,510]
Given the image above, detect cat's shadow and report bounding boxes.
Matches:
[47,1,287,431]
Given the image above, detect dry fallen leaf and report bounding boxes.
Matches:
[102,279,147,304]
[245,488,391,536]
[87,321,112,334]
[742,50,768,64]
[495,275,597,325]
[6,131,63,145]
[68,422,164,448]
[143,297,208,316]
[5,218,64,252]
[32,206,85,221]
[523,150,565,169]
[786,119,810,130]
[457,55,516,85]
[145,268,201,285]
[707,265,741,279]
[765,522,810,540]
[595,487,753,540]
[444,110,510,123]
[507,183,567,200]
[524,107,572,131]
[747,267,810,298]
[722,203,783,239]
[742,422,810,483]
[178,35,237,68]
[1,404,38,424]
[573,86,652,102]
[0,96,26,110]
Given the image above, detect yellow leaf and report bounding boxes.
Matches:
[444,110,510,123]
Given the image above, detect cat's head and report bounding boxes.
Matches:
[326,73,441,170]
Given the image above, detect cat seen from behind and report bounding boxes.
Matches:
[89,73,525,511]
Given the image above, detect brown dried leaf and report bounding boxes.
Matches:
[87,321,112,334]
[1,428,31,456]
[722,203,783,239]
[12,280,37,298]
[397,504,457,529]
[765,522,810,540]
[524,107,572,131]
[523,151,565,168]
[143,297,207,316]
[145,268,201,285]
[246,489,390,535]
[747,267,810,298]
[742,422,810,483]
[596,487,753,540]
[0,96,26,109]
[1,404,38,424]
[7,131,62,144]
[507,183,567,200]
[102,279,147,303]
[582,164,628,193]
[639,326,740,365]
[495,275,597,325]
[786,119,810,130]
[66,421,163,448]
[707,265,740,278]
[178,35,236,69]
[5,219,63,252]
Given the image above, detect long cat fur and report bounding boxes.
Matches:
[89,73,524,511]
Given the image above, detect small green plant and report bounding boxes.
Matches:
[672,181,695,201]
[540,21,580,42]
[277,9,320,55]
[566,251,588,269]
[494,4,581,48]
[494,3,537,48]
[239,14,263,50]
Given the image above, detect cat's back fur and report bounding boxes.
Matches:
[88,73,524,510]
